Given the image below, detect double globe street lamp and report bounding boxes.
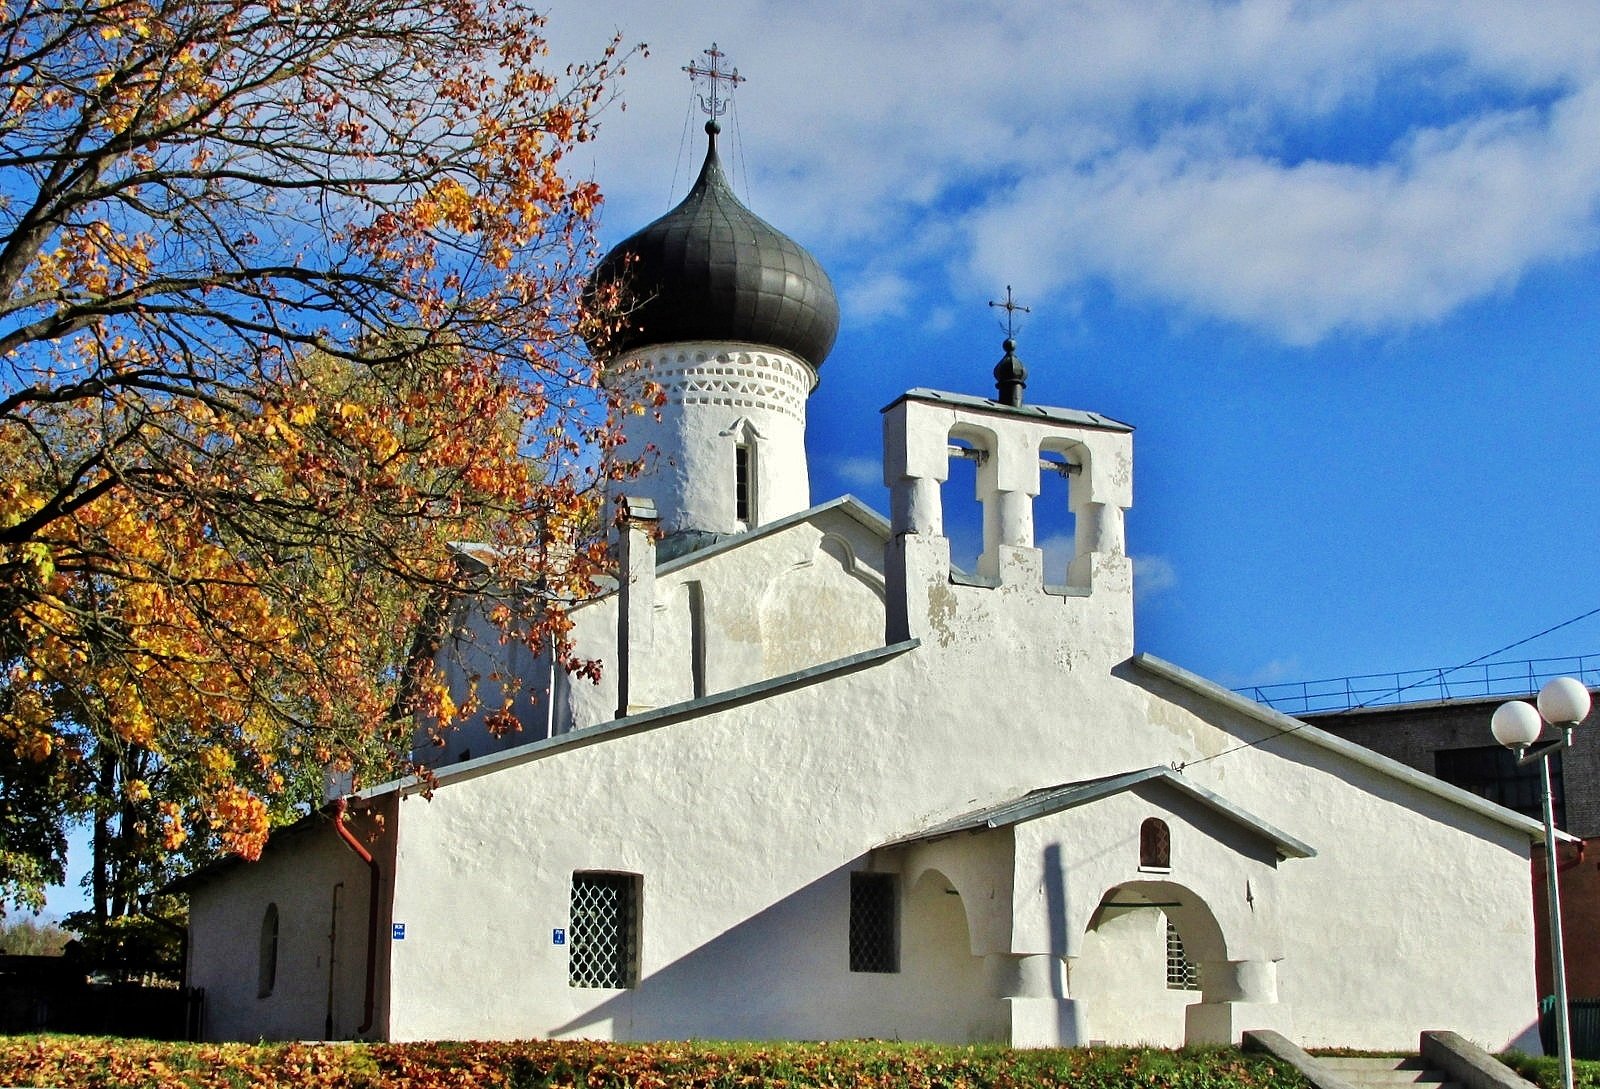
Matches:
[1491,677,1592,1089]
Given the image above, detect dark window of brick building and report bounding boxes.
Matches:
[1435,744,1564,829]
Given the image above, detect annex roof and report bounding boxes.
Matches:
[882,765,1315,860]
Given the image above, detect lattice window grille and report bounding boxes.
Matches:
[1140,817,1171,870]
[1166,919,1201,991]
[850,872,898,973]
[569,873,639,989]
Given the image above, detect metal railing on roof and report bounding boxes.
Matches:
[1234,653,1600,716]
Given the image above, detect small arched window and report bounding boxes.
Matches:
[258,903,279,998]
[1140,818,1171,870]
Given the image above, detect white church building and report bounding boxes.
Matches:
[183,117,1547,1052]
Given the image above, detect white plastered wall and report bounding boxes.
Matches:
[379,552,1538,1048]
[187,804,393,1042]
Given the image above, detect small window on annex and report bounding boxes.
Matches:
[258,903,279,998]
[569,872,640,989]
[849,872,898,973]
[1139,817,1171,870]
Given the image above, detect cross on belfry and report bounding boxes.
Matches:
[683,42,745,119]
[988,285,1031,338]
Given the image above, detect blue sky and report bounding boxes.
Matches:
[40,1,1600,914]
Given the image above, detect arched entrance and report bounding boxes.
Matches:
[1074,880,1224,1046]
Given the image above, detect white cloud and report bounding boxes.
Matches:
[842,272,914,324]
[1132,554,1178,603]
[1038,534,1074,580]
[545,1,1600,344]
[1222,656,1305,692]
[965,85,1600,342]
[831,455,882,490]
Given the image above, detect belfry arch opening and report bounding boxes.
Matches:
[1036,447,1078,585]
[941,435,987,573]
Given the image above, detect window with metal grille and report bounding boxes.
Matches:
[849,872,898,973]
[1435,745,1564,829]
[1165,918,1201,991]
[734,443,753,524]
[1140,817,1171,870]
[569,872,640,988]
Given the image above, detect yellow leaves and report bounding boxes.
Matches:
[127,778,151,803]
[210,786,269,860]
[201,745,234,777]
[432,178,475,233]
[24,222,154,301]
[99,24,121,39]
[15,541,54,583]
[159,801,187,850]
[108,686,156,746]
[18,730,53,762]
[288,403,317,427]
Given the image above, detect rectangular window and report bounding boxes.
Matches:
[1435,745,1564,828]
[849,872,898,973]
[1165,918,1201,991]
[569,872,640,988]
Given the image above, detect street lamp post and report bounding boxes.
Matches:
[1492,677,1592,1089]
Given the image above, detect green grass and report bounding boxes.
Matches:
[1496,1052,1600,1089]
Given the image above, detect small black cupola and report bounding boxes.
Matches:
[994,337,1027,407]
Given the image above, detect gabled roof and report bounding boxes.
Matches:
[1132,652,1559,845]
[882,765,1315,860]
[655,494,889,577]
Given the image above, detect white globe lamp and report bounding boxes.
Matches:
[1491,700,1543,750]
[1539,676,1592,729]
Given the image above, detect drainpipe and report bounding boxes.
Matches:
[330,798,378,1035]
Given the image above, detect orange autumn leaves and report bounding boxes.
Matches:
[0,0,642,907]
[0,1036,1312,1089]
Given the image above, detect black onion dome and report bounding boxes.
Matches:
[587,122,840,369]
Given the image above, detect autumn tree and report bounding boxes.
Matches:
[0,0,642,917]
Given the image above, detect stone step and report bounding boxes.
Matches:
[1314,1056,1458,1089]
